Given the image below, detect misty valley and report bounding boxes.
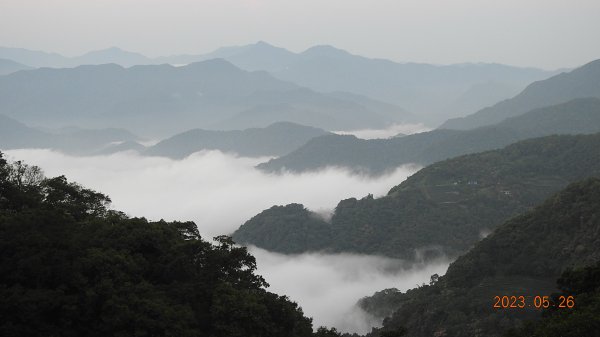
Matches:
[2,9,600,336]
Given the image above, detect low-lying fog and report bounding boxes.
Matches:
[5,148,446,333]
[251,247,449,333]
[334,123,431,139]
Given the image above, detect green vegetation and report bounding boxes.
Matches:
[505,262,600,337]
[234,203,333,254]
[259,97,600,174]
[360,178,600,337]
[0,152,325,337]
[236,133,600,260]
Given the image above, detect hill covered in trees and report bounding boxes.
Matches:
[258,98,600,174]
[235,133,600,260]
[0,152,342,337]
[359,178,600,337]
[505,261,600,337]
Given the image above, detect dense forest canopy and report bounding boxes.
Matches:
[359,178,600,337]
[234,133,600,260]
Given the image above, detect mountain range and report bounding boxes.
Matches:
[0,42,557,123]
[258,97,600,174]
[0,113,334,160]
[0,59,411,137]
[0,46,153,68]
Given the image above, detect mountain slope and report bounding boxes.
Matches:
[0,114,54,148]
[0,58,32,75]
[145,122,330,159]
[0,46,152,68]
[217,89,412,131]
[361,178,600,337]
[258,98,600,174]
[440,59,600,130]
[0,114,140,154]
[234,133,600,260]
[0,46,71,68]
[271,46,554,122]
[72,47,153,67]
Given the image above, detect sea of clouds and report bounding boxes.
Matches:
[5,148,447,333]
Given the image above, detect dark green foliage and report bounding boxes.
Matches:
[259,97,600,174]
[237,133,600,260]
[314,327,343,337]
[357,289,407,320]
[0,152,316,337]
[505,262,600,337]
[360,178,600,337]
[379,328,408,337]
[233,203,333,253]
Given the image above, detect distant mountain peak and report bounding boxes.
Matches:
[79,47,146,57]
[302,45,350,57]
[245,41,291,54]
[183,58,241,71]
[254,40,274,48]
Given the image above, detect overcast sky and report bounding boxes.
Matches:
[1,0,599,69]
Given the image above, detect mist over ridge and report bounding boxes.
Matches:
[3,149,419,239]
[250,246,450,334]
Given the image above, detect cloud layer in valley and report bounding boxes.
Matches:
[5,149,419,237]
[4,148,435,333]
[334,123,431,139]
[251,247,449,333]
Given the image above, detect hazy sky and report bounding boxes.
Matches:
[1,0,599,69]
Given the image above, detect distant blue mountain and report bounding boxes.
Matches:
[0,42,558,124]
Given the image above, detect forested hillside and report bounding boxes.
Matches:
[0,152,335,337]
[235,133,600,260]
[360,178,600,337]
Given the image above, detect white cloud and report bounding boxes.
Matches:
[5,149,419,237]
[334,123,431,139]
[251,247,449,334]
